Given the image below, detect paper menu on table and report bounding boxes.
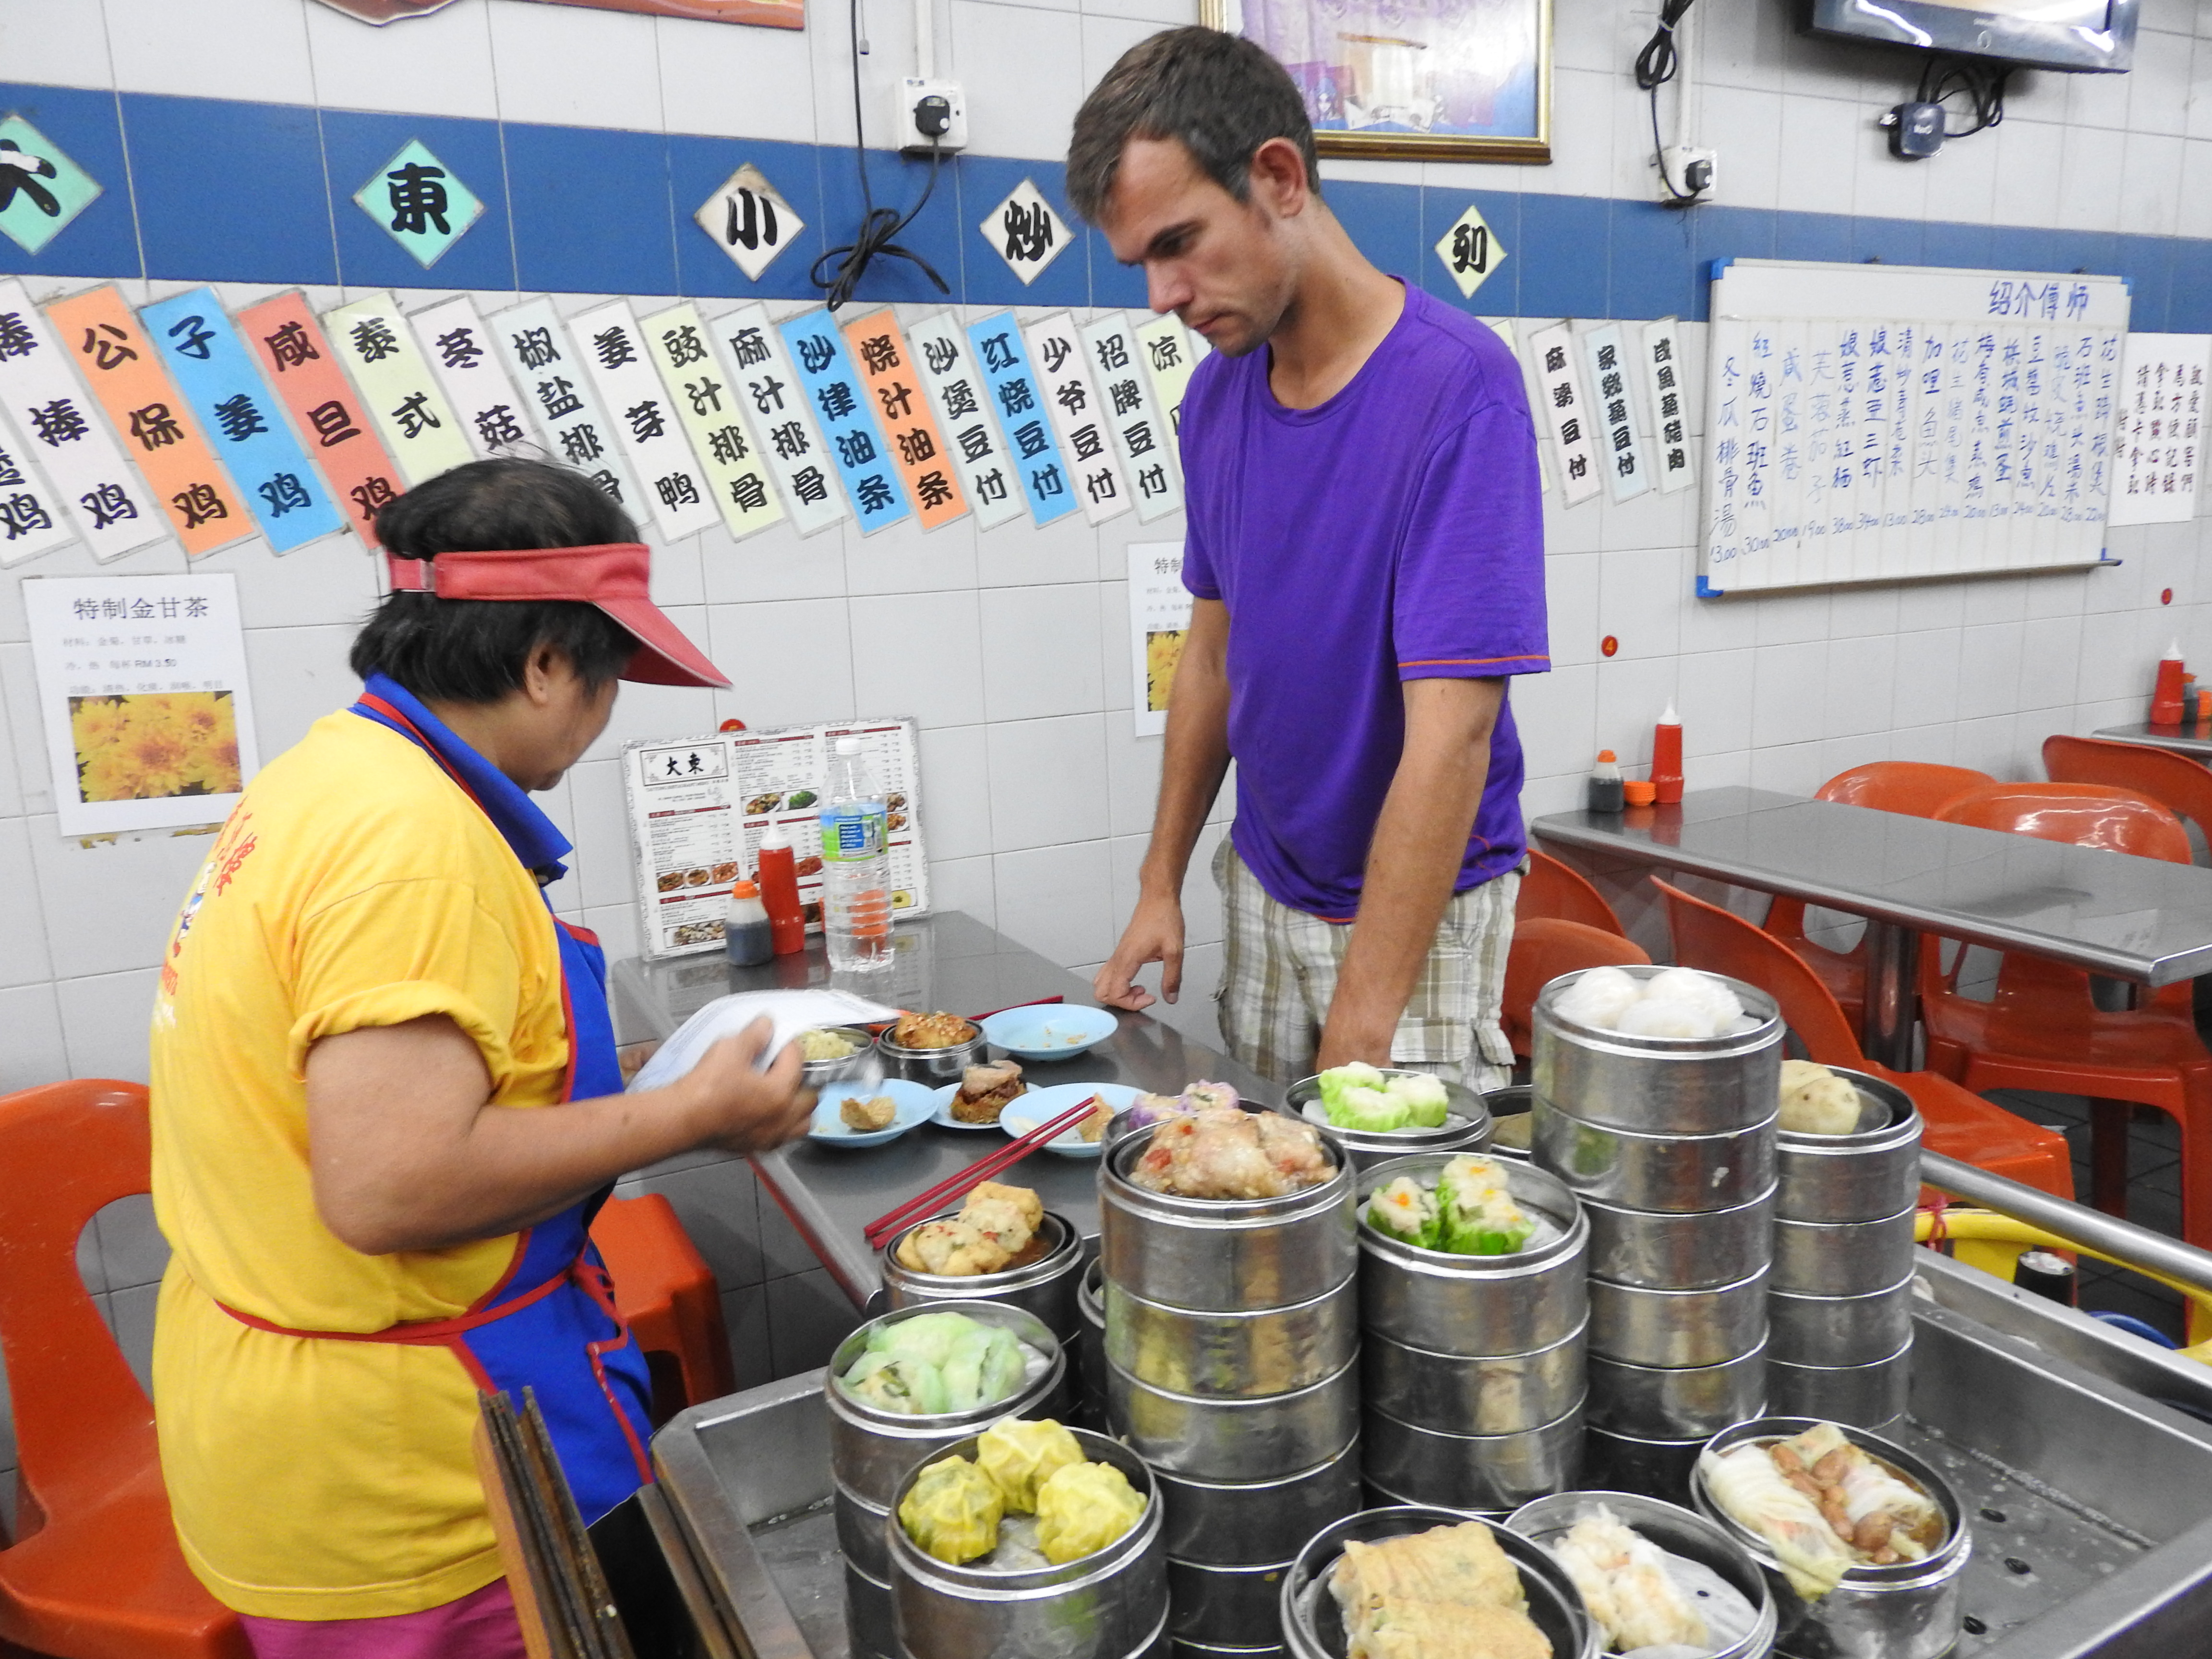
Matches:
[623,716,930,960]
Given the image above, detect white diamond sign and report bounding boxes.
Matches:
[1433,203,1505,301]
[694,162,805,281]
[983,178,1068,286]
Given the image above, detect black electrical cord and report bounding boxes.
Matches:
[1635,0,1701,206]
[1914,54,2012,139]
[811,0,950,310]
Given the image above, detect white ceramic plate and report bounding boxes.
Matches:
[808,1079,937,1148]
[999,1083,1143,1158]
[978,1003,1119,1061]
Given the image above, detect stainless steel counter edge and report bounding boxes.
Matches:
[1921,1149,2212,1303]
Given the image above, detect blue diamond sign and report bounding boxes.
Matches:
[353,138,481,267]
[0,115,102,256]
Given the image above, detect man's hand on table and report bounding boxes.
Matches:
[672,1017,817,1154]
[1095,891,1186,1010]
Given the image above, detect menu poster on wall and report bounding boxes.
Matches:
[622,717,930,959]
[2108,332,2208,528]
[24,573,261,836]
[1127,541,1191,740]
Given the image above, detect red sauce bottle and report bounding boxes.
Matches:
[755,820,806,956]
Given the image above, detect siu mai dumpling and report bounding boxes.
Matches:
[898,1455,1003,1564]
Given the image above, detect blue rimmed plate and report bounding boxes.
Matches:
[998,1083,1142,1158]
[979,1003,1119,1061]
[808,1079,936,1148]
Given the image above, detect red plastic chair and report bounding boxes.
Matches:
[1655,879,2075,1201]
[1502,918,1651,1061]
[0,1081,249,1659]
[1920,783,2212,1242]
[589,1192,736,1424]
[1763,762,1995,1033]
[2043,733,2212,850]
[1517,848,1629,937]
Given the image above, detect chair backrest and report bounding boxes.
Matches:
[1936,781,2193,864]
[1517,848,1627,936]
[1817,761,1995,817]
[0,1081,161,1515]
[1654,878,1867,1068]
[1502,918,1650,1057]
[2043,734,2212,852]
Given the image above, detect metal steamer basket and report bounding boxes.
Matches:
[1534,965,1786,1137]
[1151,1450,1364,1566]
[877,1021,990,1083]
[1587,1339,1770,1440]
[1692,1419,1971,1659]
[1279,1070,1493,1171]
[1078,1258,1108,1425]
[1768,1274,1919,1369]
[1774,1070,1923,1225]
[1107,1357,1361,1481]
[886,1426,1169,1659]
[802,1024,880,1089]
[1361,1400,1588,1514]
[1105,1276,1358,1400]
[882,1209,1087,1344]
[1584,1424,1714,1504]
[1506,1490,1780,1659]
[1768,1339,1914,1430]
[1484,1083,1536,1162]
[1168,1557,1299,1648]
[1280,1505,1601,1659]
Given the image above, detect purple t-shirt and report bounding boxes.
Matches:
[1180,283,1549,921]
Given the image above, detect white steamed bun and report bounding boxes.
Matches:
[1644,966,1745,1028]
[1553,966,1644,1030]
[1615,997,1721,1039]
[1778,1058,1864,1135]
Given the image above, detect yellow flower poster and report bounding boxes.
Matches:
[25,574,260,834]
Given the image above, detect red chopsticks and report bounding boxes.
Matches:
[967,994,1065,1022]
[863,1094,1101,1250]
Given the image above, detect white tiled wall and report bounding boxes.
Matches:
[3,0,2212,1517]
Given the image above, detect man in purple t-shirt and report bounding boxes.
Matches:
[1071,28,1549,1088]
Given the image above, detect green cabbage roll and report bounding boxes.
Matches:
[838,1352,950,1415]
[1389,1072,1452,1129]
[940,1322,1026,1412]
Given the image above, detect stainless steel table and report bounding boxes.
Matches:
[1533,786,2212,1069]
[2093,722,2212,760]
[609,911,1268,1310]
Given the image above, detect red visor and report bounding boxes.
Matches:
[386,543,730,690]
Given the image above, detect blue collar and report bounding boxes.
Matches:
[351,673,573,882]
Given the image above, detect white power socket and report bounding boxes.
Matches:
[1660,145,1717,200]
[895,77,968,155]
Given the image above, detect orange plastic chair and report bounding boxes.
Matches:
[1763,762,1995,1033]
[0,1081,249,1659]
[589,1192,736,1424]
[1920,783,2212,1242]
[1502,918,1651,1060]
[1517,848,1629,937]
[1655,879,2075,1201]
[2043,733,2212,850]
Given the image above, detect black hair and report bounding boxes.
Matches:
[349,457,641,705]
[1066,26,1320,227]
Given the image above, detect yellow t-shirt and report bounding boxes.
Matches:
[148,709,569,1620]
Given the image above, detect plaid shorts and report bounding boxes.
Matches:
[1212,835,1520,1092]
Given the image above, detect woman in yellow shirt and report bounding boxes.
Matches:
[150,457,813,1657]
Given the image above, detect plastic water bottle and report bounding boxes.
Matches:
[819,736,893,972]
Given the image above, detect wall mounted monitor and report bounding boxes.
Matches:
[1806,0,2138,72]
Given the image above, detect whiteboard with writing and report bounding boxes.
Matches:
[1699,260,2130,593]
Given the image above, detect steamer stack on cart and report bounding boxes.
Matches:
[1099,1120,1364,1659]
[1768,1069,1924,1428]
[1532,966,1785,1499]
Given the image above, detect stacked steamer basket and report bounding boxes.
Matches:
[881,1205,1089,1414]
[1769,1068,1924,1429]
[1356,1153,1589,1515]
[1532,966,1783,1501]
[1100,1118,1364,1659]
[825,1302,1070,1659]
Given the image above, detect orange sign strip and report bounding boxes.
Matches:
[42,286,247,557]
[840,310,967,531]
[236,292,405,549]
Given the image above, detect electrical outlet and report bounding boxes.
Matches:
[895,77,967,155]
[1661,145,1717,201]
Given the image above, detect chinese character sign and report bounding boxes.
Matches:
[45,286,247,557]
[1133,313,1205,453]
[1579,323,1649,507]
[904,311,1022,532]
[238,292,406,547]
[0,402,77,566]
[322,292,475,487]
[706,303,848,540]
[1637,319,1695,495]
[840,309,965,531]
[2109,332,2208,529]
[1523,321,1602,509]
[0,279,161,562]
[983,179,1070,286]
[0,114,103,257]
[777,310,910,535]
[23,572,262,836]
[351,138,484,269]
[964,313,1076,528]
[641,301,785,541]
[488,297,642,519]
[409,294,542,461]
[567,299,722,543]
[1431,203,1506,302]
[138,288,346,554]
[692,161,806,282]
[1022,313,1129,526]
[1080,313,1182,524]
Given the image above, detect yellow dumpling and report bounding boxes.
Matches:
[1034,1460,1147,1564]
[899,1455,1004,1565]
[975,1418,1085,1515]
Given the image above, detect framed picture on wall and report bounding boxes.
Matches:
[1201,0,1551,164]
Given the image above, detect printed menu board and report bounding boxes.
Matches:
[622,717,930,959]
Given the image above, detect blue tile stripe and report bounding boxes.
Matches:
[1,81,2207,332]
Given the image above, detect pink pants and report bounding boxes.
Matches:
[240,1576,528,1659]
